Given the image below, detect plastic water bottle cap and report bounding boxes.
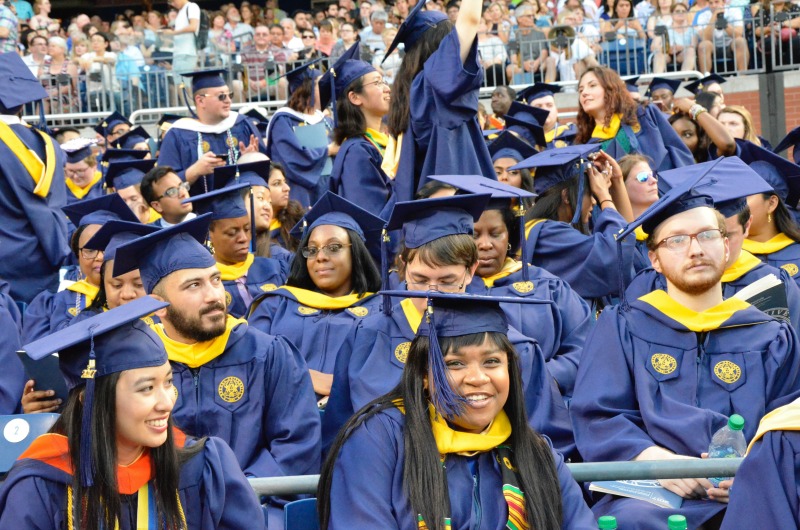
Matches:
[668,514,688,529]
[598,515,618,529]
[728,414,745,431]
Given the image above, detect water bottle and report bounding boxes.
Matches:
[707,414,746,487]
[667,514,687,530]
[598,515,617,529]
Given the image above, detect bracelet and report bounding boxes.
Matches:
[689,104,707,121]
[600,199,614,207]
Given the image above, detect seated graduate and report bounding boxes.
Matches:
[322,43,393,218]
[182,183,288,319]
[93,110,132,151]
[433,174,592,398]
[105,158,161,224]
[501,102,550,154]
[618,154,659,273]
[248,192,383,402]
[721,396,800,529]
[487,130,537,199]
[516,83,577,149]
[512,144,636,304]
[23,194,141,343]
[112,125,152,151]
[60,138,105,205]
[0,298,266,529]
[322,195,577,460]
[140,165,197,229]
[318,292,597,529]
[112,215,320,530]
[625,157,800,331]
[570,171,800,530]
[267,161,305,253]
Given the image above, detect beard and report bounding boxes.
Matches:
[165,301,227,342]
[667,258,726,296]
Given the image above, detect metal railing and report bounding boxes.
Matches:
[763,5,800,71]
[247,458,743,496]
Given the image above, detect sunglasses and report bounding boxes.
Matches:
[199,92,232,102]
[635,170,656,183]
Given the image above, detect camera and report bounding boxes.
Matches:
[715,12,728,30]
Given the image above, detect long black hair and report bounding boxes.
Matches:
[526,174,591,234]
[763,192,800,243]
[318,331,563,529]
[287,226,381,295]
[270,161,305,253]
[51,375,204,530]
[668,113,710,163]
[332,75,367,145]
[86,261,111,312]
[387,20,454,136]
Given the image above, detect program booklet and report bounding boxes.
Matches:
[589,480,684,509]
[733,273,790,323]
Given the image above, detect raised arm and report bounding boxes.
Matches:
[455,0,483,64]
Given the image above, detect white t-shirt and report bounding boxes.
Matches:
[174,1,200,55]
[695,6,743,47]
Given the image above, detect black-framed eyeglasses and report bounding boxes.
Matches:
[302,243,352,259]
[302,34,315,39]
[406,267,470,292]
[199,92,232,102]
[157,182,190,200]
[79,247,103,260]
[655,229,724,253]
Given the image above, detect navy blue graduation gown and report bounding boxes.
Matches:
[393,29,496,204]
[0,304,24,414]
[220,256,288,318]
[64,174,106,205]
[625,250,800,332]
[248,287,381,377]
[328,406,596,529]
[571,292,800,529]
[0,123,70,304]
[265,111,332,209]
[524,208,636,300]
[329,136,393,217]
[157,114,267,197]
[743,234,800,289]
[0,278,22,332]
[322,298,577,459]
[467,261,593,397]
[0,436,266,529]
[22,280,97,343]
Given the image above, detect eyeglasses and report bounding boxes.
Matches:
[635,170,656,183]
[199,92,232,102]
[65,167,91,178]
[302,243,352,259]
[79,247,103,260]
[157,181,190,200]
[363,77,389,88]
[406,268,469,292]
[655,229,724,252]
[302,34,316,39]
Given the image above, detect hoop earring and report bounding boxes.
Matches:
[507,244,512,251]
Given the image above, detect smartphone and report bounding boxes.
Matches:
[214,153,228,160]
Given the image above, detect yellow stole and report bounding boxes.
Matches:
[65,169,103,200]
[638,290,751,332]
[400,298,423,334]
[269,219,282,232]
[150,315,245,368]
[381,133,403,179]
[634,226,648,242]
[590,113,641,140]
[482,258,523,287]
[721,250,762,283]
[430,405,512,456]
[66,279,99,306]
[0,120,57,198]
[216,253,255,281]
[747,397,800,453]
[147,208,162,224]
[280,286,373,309]
[544,124,570,144]
[742,233,796,254]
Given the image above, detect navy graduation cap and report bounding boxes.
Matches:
[105,158,157,190]
[101,148,149,166]
[93,110,131,137]
[510,143,601,224]
[503,101,548,148]
[658,156,773,217]
[684,73,726,95]
[774,125,800,165]
[112,213,216,293]
[20,295,169,486]
[114,125,151,150]
[83,219,159,262]
[729,139,800,206]
[0,51,48,109]
[157,113,184,138]
[318,43,375,118]
[62,193,140,228]
[382,0,448,62]
[214,160,270,189]
[516,82,562,104]
[488,130,537,162]
[182,182,250,220]
[183,68,227,91]
[60,137,97,164]
[290,191,385,260]
[623,76,640,94]
[645,77,682,97]
[282,58,325,107]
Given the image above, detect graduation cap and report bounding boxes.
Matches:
[0,52,48,110]
[623,76,640,94]
[62,193,141,228]
[382,0,448,62]
[774,125,800,165]
[684,73,726,95]
[290,191,385,260]
[318,43,375,118]
[431,175,537,281]
[241,107,269,134]
[377,290,552,416]
[182,183,250,221]
[658,157,773,218]
[93,110,131,138]
[488,130,537,162]
[179,69,228,118]
[157,113,184,136]
[83,219,159,262]
[516,82,562,104]
[112,213,216,293]
[113,126,151,150]
[214,160,270,189]
[503,101,548,148]
[732,139,800,206]
[60,137,97,164]
[105,158,157,190]
[645,77,682,98]
[21,295,169,487]
[101,148,150,166]
[510,143,601,225]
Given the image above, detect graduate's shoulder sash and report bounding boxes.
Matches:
[0,121,57,198]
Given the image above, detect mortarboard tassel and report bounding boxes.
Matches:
[426,300,467,418]
[517,204,529,282]
[35,101,50,135]
[330,66,338,125]
[180,83,198,119]
[381,228,392,315]
[570,161,586,227]
[79,325,99,487]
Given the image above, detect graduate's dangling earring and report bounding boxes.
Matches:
[507,244,512,251]
[768,213,773,224]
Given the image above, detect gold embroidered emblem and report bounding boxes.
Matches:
[395,342,411,363]
[651,353,677,375]
[201,141,211,153]
[347,307,369,317]
[714,361,741,384]
[218,376,244,403]
[512,281,534,293]
[67,307,79,317]
[260,283,278,292]
[226,136,237,147]
[298,306,319,315]
[225,291,232,306]
[781,263,799,277]
[173,385,178,401]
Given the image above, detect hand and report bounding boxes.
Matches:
[191,151,226,177]
[309,369,333,396]
[700,452,733,503]
[160,28,175,36]
[592,150,623,183]
[327,143,340,157]
[239,134,260,154]
[21,380,62,414]
[672,97,696,114]
[586,163,612,203]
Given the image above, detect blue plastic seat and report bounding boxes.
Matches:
[0,413,59,473]
[284,498,319,530]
